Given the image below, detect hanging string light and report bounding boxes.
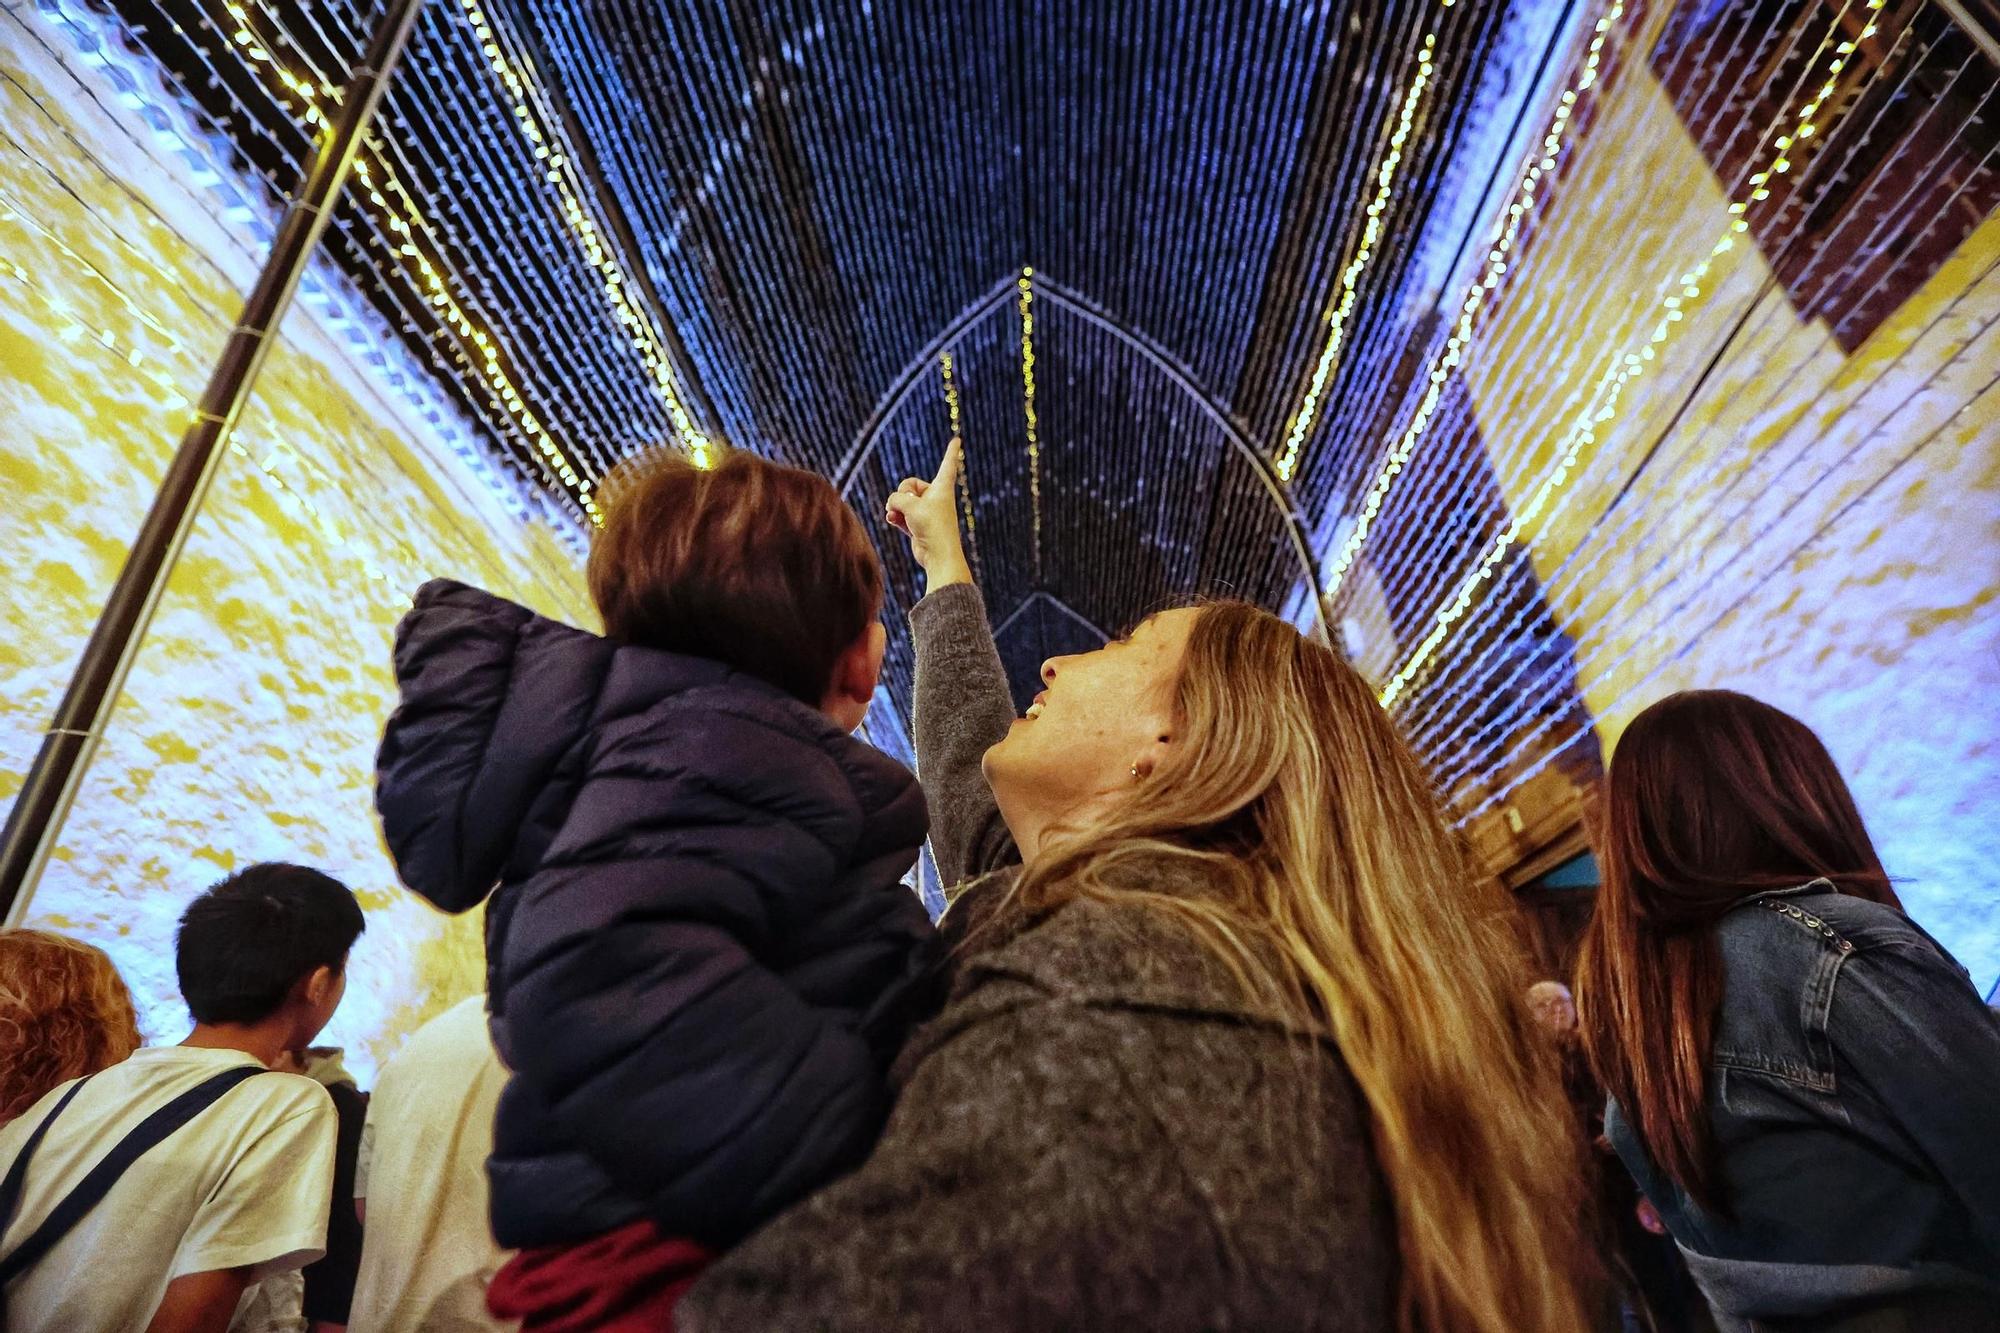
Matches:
[221,0,605,521]
[1317,1,1628,603]
[1418,76,1989,791]
[939,349,979,576]
[1403,10,1948,767]
[1018,265,1043,583]
[1361,0,1892,627]
[459,0,711,468]
[1376,0,1887,710]
[1274,29,1438,485]
[1332,0,1946,807]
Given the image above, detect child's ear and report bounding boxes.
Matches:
[823,622,886,731]
[857,621,888,695]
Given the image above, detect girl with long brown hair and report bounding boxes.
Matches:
[1576,690,2000,1330]
[0,929,142,1125]
[683,446,1597,1332]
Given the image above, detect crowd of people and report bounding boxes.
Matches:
[0,442,1995,1332]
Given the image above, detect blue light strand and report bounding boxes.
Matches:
[1286,0,1556,521]
[1275,24,1442,484]
[292,0,670,479]
[465,0,712,464]
[1306,0,1632,613]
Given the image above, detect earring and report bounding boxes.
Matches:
[1131,765,1142,781]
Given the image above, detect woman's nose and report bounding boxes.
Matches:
[1041,658,1060,685]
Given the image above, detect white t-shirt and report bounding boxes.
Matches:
[349,995,517,1333]
[0,1045,336,1333]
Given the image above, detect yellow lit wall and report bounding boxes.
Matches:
[0,19,593,1078]
[1460,21,2000,987]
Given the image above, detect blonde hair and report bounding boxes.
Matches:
[1003,603,1596,1332]
[0,929,142,1123]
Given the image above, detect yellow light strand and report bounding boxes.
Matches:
[1375,0,1880,710]
[939,349,979,574]
[1274,30,1438,484]
[0,238,403,590]
[227,2,603,523]
[457,0,711,469]
[1018,266,1043,580]
[0,190,187,347]
[1320,1,1627,603]
[3,142,466,538]
[0,255,178,392]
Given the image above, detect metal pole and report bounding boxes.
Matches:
[0,0,428,923]
[1933,0,2000,67]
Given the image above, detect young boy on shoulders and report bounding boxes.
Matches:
[376,447,937,1330]
[0,863,363,1333]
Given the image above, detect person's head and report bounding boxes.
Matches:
[980,606,1196,848]
[997,601,1596,1333]
[0,930,142,1123]
[1576,689,1895,1213]
[177,863,365,1050]
[588,449,887,731]
[1527,980,1577,1034]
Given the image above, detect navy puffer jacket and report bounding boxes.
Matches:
[375,580,936,1248]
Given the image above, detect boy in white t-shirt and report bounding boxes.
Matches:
[0,863,364,1333]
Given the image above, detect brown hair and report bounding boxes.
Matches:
[0,929,143,1123]
[1575,689,1897,1212]
[1000,603,1598,1333]
[588,449,882,705]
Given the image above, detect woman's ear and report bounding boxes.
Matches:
[1131,731,1172,781]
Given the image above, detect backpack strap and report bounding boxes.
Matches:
[0,1065,268,1288]
[0,1078,91,1249]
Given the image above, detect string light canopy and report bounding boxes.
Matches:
[85,0,1518,714]
[56,0,1993,830]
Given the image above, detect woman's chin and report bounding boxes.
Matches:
[982,729,1037,785]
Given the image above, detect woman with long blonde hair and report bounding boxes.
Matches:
[683,445,1596,1332]
[0,928,142,1125]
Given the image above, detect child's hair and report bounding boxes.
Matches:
[0,929,142,1123]
[588,449,883,705]
[176,863,365,1025]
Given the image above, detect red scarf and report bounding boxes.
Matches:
[488,1219,713,1332]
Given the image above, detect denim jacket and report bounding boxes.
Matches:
[1607,881,2000,1331]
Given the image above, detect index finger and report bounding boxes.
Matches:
[931,440,961,492]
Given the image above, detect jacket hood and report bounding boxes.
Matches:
[375,579,923,913]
